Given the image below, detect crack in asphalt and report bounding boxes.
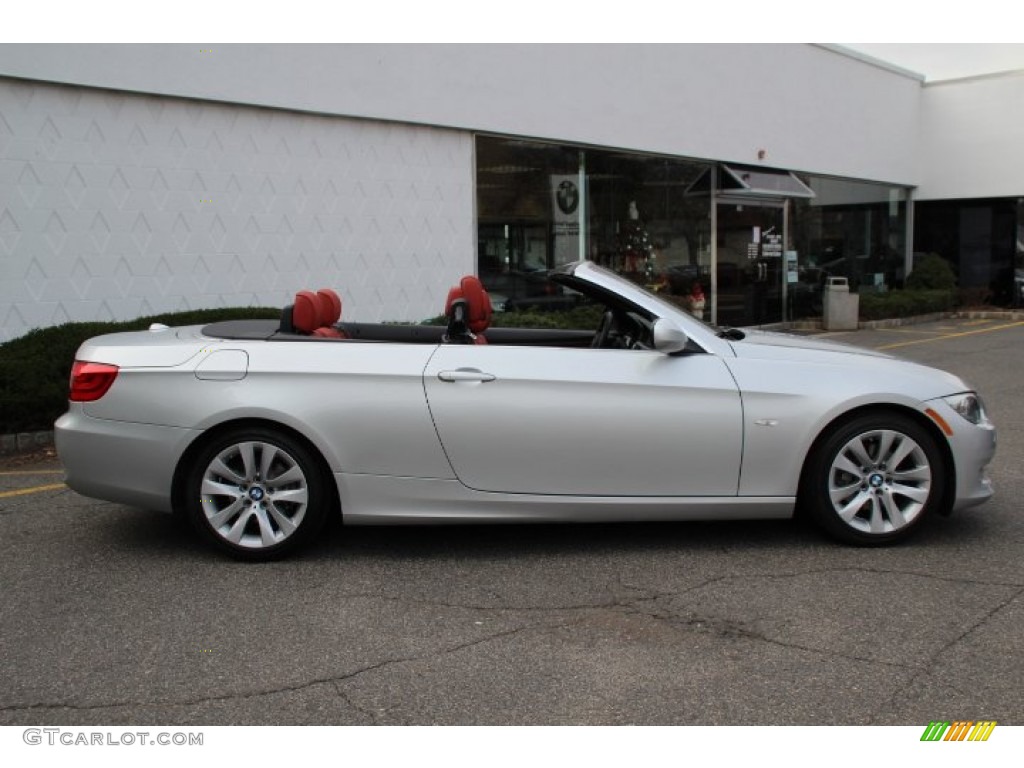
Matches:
[924,586,1024,658]
[321,566,1023,614]
[0,619,573,717]
[2,566,1019,721]
[866,586,1024,724]
[331,680,379,725]
[620,602,914,670]
[609,568,1023,677]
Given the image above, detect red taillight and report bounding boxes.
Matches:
[69,361,119,402]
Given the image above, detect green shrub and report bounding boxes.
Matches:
[905,253,957,292]
[491,305,605,330]
[0,307,279,434]
[858,289,954,321]
[421,304,605,331]
[957,286,993,307]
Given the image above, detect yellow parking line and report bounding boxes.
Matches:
[877,320,1024,350]
[873,327,945,334]
[0,482,66,499]
[0,470,64,476]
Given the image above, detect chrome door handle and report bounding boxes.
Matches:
[438,369,496,383]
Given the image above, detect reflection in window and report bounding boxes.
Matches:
[914,197,1021,306]
[476,136,914,324]
[476,136,713,319]
[789,178,908,317]
[1017,199,1024,308]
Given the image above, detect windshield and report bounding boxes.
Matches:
[553,261,724,329]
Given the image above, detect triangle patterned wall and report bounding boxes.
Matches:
[0,77,474,342]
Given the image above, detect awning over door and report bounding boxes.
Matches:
[686,164,816,199]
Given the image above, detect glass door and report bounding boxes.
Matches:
[715,200,786,328]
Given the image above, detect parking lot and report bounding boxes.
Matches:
[1,317,1022,726]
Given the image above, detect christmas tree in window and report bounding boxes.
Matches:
[619,200,655,278]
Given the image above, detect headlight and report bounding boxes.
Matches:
[943,392,990,426]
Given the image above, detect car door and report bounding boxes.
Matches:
[423,344,743,497]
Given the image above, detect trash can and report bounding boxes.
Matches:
[822,277,859,331]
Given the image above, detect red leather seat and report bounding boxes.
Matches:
[317,289,341,324]
[292,289,346,338]
[313,288,345,338]
[444,276,492,344]
[292,290,323,335]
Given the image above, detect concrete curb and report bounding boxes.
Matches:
[951,309,1024,321]
[758,309,1024,333]
[861,310,1024,328]
[0,430,55,455]
[857,311,950,329]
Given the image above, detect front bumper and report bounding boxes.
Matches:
[55,406,199,513]
[924,398,996,513]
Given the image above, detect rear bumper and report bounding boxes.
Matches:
[55,407,198,513]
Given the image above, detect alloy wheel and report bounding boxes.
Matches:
[827,428,932,535]
[200,440,310,549]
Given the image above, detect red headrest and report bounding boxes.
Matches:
[293,290,322,334]
[458,276,492,334]
[317,288,342,325]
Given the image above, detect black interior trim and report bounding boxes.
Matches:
[202,319,597,347]
[202,320,280,340]
[338,323,446,343]
[484,327,593,347]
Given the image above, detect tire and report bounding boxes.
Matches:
[802,412,945,545]
[184,427,330,560]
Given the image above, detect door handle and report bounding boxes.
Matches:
[438,368,496,383]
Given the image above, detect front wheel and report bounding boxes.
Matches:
[802,413,946,545]
[184,427,330,560]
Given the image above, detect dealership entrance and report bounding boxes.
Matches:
[693,165,815,327]
[714,199,788,327]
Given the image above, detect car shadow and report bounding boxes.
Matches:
[96,504,1000,565]
[305,517,820,563]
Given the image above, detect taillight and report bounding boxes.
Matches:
[69,361,119,402]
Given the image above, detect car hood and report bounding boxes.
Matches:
[730,329,891,358]
[726,329,972,398]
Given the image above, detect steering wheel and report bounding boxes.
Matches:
[591,310,614,349]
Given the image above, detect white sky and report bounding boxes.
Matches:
[3,1,1023,84]
[840,44,1024,81]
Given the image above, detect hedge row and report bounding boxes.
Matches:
[491,305,606,330]
[420,303,606,330]
[857,289,955,321]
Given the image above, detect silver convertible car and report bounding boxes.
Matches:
[56,261,996,559]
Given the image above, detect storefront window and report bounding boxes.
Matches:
[476,140,581,308]
[476,136,712,317]
[475,135,911,326]
[1016,199,1024,308]
[789,177,908,320]
[915,197,1020,306]
[586,152,713,318]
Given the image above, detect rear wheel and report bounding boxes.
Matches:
[803,413,945,545]
[185,427,330,560]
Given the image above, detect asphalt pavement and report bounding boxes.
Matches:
[0,317,1022,725]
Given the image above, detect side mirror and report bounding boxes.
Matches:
[652,318,689,355]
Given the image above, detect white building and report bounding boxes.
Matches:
[0,44,1021,341]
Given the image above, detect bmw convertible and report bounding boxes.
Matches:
[55,261,996,559]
